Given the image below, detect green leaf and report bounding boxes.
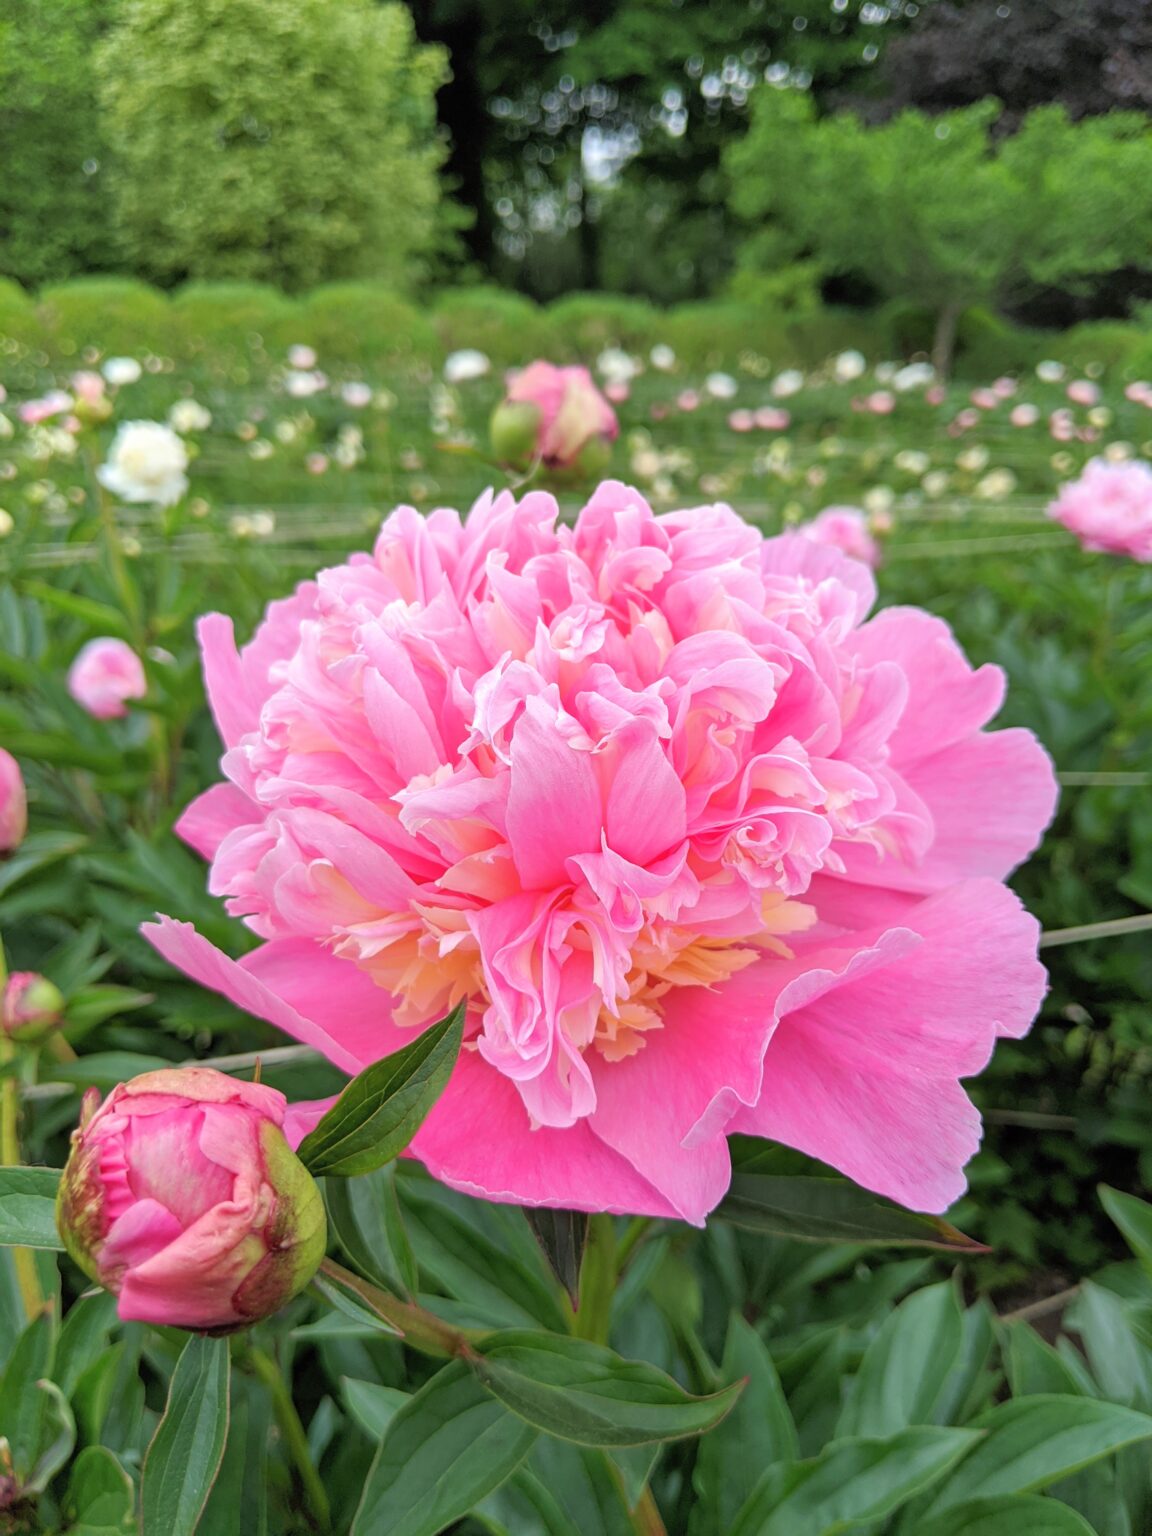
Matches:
[719,1170,987,1251]
[1069,1281,1152,1411]
[1100,1186,1152,1279]
[731,1427,979,1536]
[21,579,135,639]
[343,1378,409,1440]
[311,1269,402,1337]
[0,1308,57,1482]
[298,1002,464,1177]
[324,1162,418,1298]
[0,830,89,898]
[693,1314,798,1535]
[65,1446,136,1535]
[469,1330,743,1448]
[837,1282,964,1438]
[0,1166,65,1249]
[25,1378,76,1495]
[352,1359,538,1536]
[925,1396,1152,1514]
[199,1375,271,1536]
[141,1334,231,1536]
[56,1290,118,1399]
[916,1497,1097,1535]
[525,1209,589,1306]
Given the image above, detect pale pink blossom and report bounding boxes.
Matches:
[68,638,147,720]
[56,1069,325,1330]
[19,390,72,425]
[925,385,947,407]
[754,407,791,431]
[494,362,619,471]
[728,410,755,433]
[800,506,880,568]
[1067,379,1100,407]
[1048,457,1152,561]
[992,377,1018,399]
[970,389,999,411]
[1050,410,1076,442]
[866,390,895,415]
[676,390,700,413]
[0,748,27,852]
[1010,404,1040,428]
[148,483,1056,1224]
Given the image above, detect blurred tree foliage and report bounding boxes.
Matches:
[727,91,1152,373]
[96,0,449,290]
[0,0,120,287]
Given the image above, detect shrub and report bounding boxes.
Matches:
[1051,320,1148,375]
[547,292,660,359]
[660,302,796,370]
[433,287,556,366]
[170,283,300,363]
[38,278,172,357]
[300,283,437,369]
[954,307,1055,378]
[0,277,44,350]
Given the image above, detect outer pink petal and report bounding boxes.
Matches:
[283,1097,337,1148]
[198,614,260,750]
[176,783,257,861]
[411,1052,683,1220]
[143,919,380,1074]
[117,1201,258,1328]
[730,880,1047,1211]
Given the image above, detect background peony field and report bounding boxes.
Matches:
[4,0,1152,1530]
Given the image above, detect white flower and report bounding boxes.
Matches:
[1036,359,1065,383]
[168,399,212,433]
[285,369,326,399]
[894,449,930,475]
[893,362,936,392]
[341,382,373,408]
[874,362,897,383]
[288,344,318,369]
[922,470,950,497]
[1103,441,1134,462]
[102,356,142,387]
[833,350,866,382]
[956,445,990,474]
[975,468,1018,499]
[0,414,12,440]
[0,509,12,537]
[649,344,676,371]
[771,369,805,399]
[97,421,188,506]
[597,347,639,384]
[704,372,738,400]
[863,485,895,513]
[443,349,490,384]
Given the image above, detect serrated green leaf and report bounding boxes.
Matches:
[298,1002,464,1177]
[352,1359,537,1536]
[925,1396,1152,1514]
[731,1426,979,1536]
[141,1333,230,1536]
[0,1166,64,1249]
[469,1330,743,1448]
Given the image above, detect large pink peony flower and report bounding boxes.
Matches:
[799,506,880,568]
[146,482,1057,1225]
[1048,457,1152,563]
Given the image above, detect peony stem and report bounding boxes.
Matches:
[0,1036,45,1322]
[246,1345,332,1533]
[632,1486,669,1536]
[318,1257,481,1359]
[574,1213,617,1346]
[1039,913,1152,948]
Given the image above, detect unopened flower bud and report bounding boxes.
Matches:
[0,749,27,853]
[2,973,64,1043]
[57,1069,326,1332]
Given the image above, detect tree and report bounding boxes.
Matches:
[97,0,449,290]
[0,0,119,287]
[727,90,1152,373]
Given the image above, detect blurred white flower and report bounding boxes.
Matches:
[168,399,211,433]
[1036,359,1065,383]
[340,381,373,408]
[285,369,326,399]
[873,362,897,383]
[863,485,895,514]
[833,350,866,382]
[771,369,804,399]
[274,420,298,444]
[0,414,13,440]
[894,449,930,475]
[975,468,1018,499]
[649,344,676,371]
[443,349,490,384]
[704,372,738,400]
[0,509,12,537]
[893,362,935,392]
[102,356,142,386]
[288,345,317,369]
[597,347,639,384]
[97,421,188,505]
[1087,406,1113,429]
[248,439,275,460]
[922,470,950,497]
[956,445,990,474]
[1103,441,1135,462]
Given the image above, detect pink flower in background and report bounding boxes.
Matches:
[727,409,755,433]
[1067,379,1100,407]
[800,505,880,568]
[1124,381,1152,407]
[604,381,630,405]
[925,385,947,406]
[2,972,64,1042]
[19,390,73,425]
[1010,404,1040,428]
[865,390,896,415]
[0,749,27,852]
[68,638,147,720]
[493,362,618,471]
[148,482,1056,1224]
[970,389,999,411]
[70,371,106,407]
[992,377,1018,399]
[1050,410,1076,442]
[676,390,700,412]
[754,407,791,431]
[1048,457,1152,562]
[56,1069,326,1330]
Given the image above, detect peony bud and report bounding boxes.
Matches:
[2,973,64,1043]
[0,749,27,852]
[57,1068,326,1332]
[489,399,543,468]
[492,361,618,473]
[67,638,147,720]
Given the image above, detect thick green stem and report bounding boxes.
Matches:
[247,1346,331,1533]
[319,1257,481,1358]
[574,1213,617,1345]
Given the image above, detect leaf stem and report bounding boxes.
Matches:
[574,1213,617,1345]
[246,1345,332,1533]
[0,1035,45,1320]
[318,1256,481,1359]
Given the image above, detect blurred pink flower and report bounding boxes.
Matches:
[494,362,619,471]
[924,385,947,406]
[149,483,1055,1224]
[799,505,880,568]
[1067,379,1100,407]
[68,638,147,720]
[676,390,700,412]
[754,407,791,431]
[70,371,107,406]
[1124,381,1152,408]
[2,972,64,1042]
[727,409,755,432]
[19,390,72,425]
[1049,410,1076,442]
[1010,404,1040,428]
[1048,457,1152,561]
[56,1068,325,1330]
[992,377,1018,399]
[604,381,631,405]
[305,453,329,475]
[970,389,999,411]
[0,748,27,852]
[866,391,895,415]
